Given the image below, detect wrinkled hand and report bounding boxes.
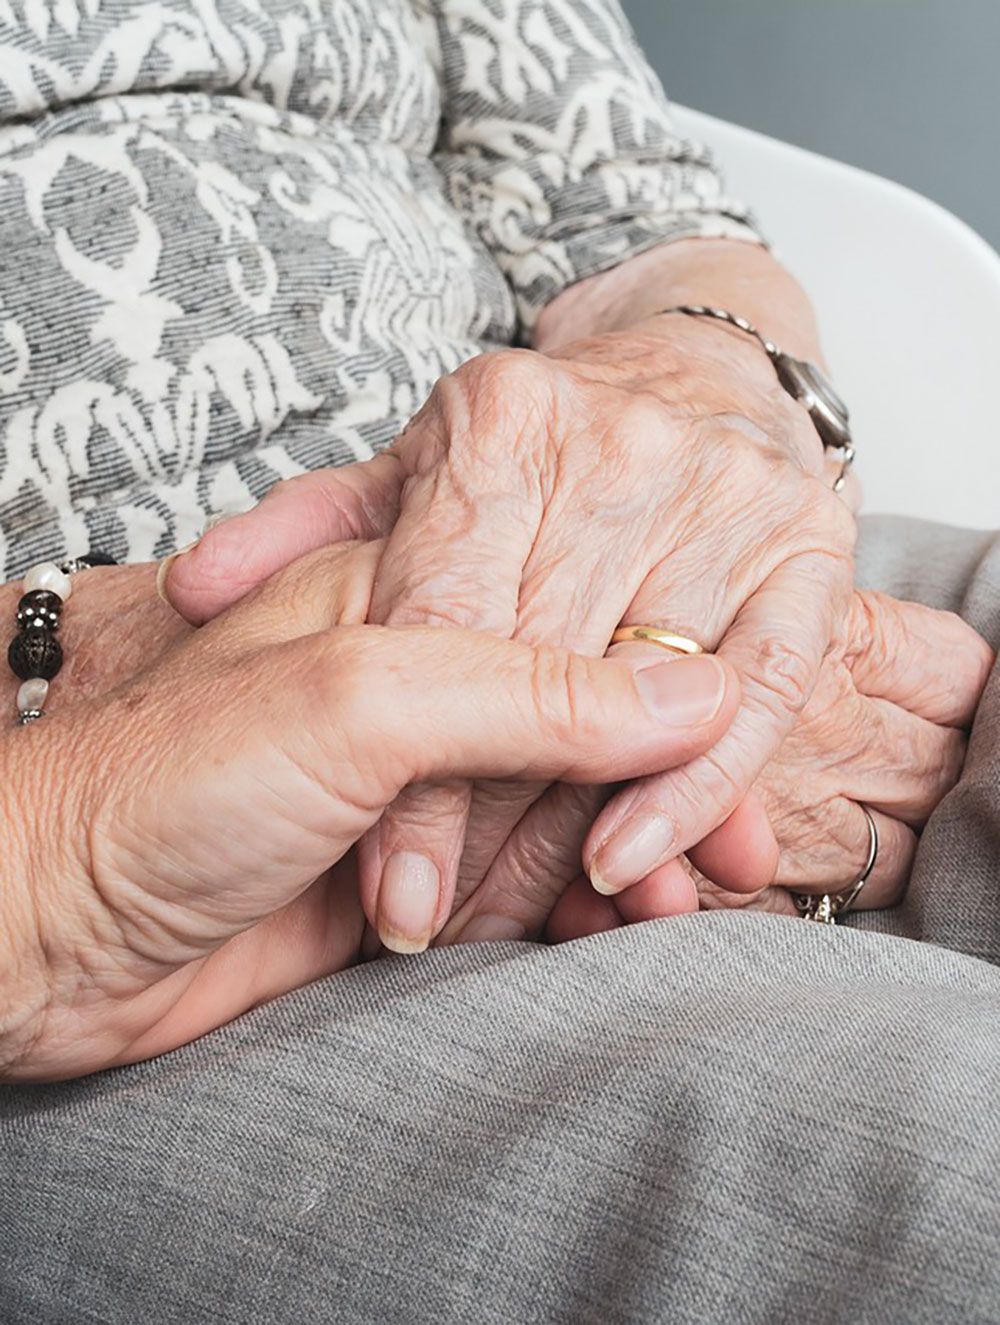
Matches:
[455,590,992,943]
[5,544,738,1081]
[693,589,995,916]
[164,318,856,953]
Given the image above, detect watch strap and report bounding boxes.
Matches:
[657,304,855,493]
[662,304,781,359]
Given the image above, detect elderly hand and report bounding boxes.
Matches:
[690,590,995,917]
[451,589,992,943]
[164,317,855,954]
[1,544,738,1081]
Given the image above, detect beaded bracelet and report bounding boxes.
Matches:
[8,553,117,726]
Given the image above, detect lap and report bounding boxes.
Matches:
[2,916,1000,1324]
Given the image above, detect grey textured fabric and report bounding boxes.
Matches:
[1,512,999,1324]
[0,0,759,579]
[853,515,1000,961]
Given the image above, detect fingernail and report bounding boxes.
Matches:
[634,656,727,726]
[590,812,676,895]
[458,915,526,945]
[378,852,440,954]
[155,538,201,604]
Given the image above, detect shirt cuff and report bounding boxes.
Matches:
[439,147,767,338]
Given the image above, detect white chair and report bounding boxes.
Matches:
[670,104,1000,530]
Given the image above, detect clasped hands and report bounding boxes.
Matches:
[4,316,991,1080]
[166,316,990,944]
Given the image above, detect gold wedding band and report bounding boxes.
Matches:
[610,626,705,656]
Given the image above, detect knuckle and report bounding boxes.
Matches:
[385,600,491,631]
[689,428,764,496]
[328,541,380,625]
[491,847,564,910]
[692,751,748,821]
[455,349,556,430]
[300,630,397,743]
[616,394,669,453]
[436,352,559,498]
[299,630,364,715]
[395,393,446,470]
[653,750,746,840]
[476,347,556,391]
[723,433,771,488]
[747,635,817,719]
[509,793,596,881]
[382,784,467,837]
[948,613,996,696]
[772,466,857,559]
[284,634,412,797]
[529,649,604,754]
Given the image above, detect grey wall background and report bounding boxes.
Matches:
[623,0,999,252]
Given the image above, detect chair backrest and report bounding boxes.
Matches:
[670,104,1000,529]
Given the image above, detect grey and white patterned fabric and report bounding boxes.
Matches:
[0,0,760,578]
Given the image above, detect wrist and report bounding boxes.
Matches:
[653,308,834,472]
[535,237,826,367]
[0,565,191,725]
[549,309,828,476]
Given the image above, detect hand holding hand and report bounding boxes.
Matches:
[3,544,737,1081]
[164,317,855,951]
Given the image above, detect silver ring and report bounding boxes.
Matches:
[794,805,879,924]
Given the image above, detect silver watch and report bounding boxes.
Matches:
[661,305,855,492]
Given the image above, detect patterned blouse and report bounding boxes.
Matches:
[0,0,759,576]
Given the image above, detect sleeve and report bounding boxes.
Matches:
[426,0,765,335]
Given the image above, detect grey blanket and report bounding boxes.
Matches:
[1,514,999,1325]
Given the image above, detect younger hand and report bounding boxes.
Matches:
[0,563,192,714]
[5,544,738,1081]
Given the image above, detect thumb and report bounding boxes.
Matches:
[333,627,740,794]
[312,627,739,952]
[161,456,403,625]
[87,626,739,983]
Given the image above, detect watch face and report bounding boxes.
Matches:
[798,360,850,422]
[773,353,852,450]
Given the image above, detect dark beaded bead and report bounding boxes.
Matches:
[8,628,63,681]
[77,551,118,568]
[16,591,62,632]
